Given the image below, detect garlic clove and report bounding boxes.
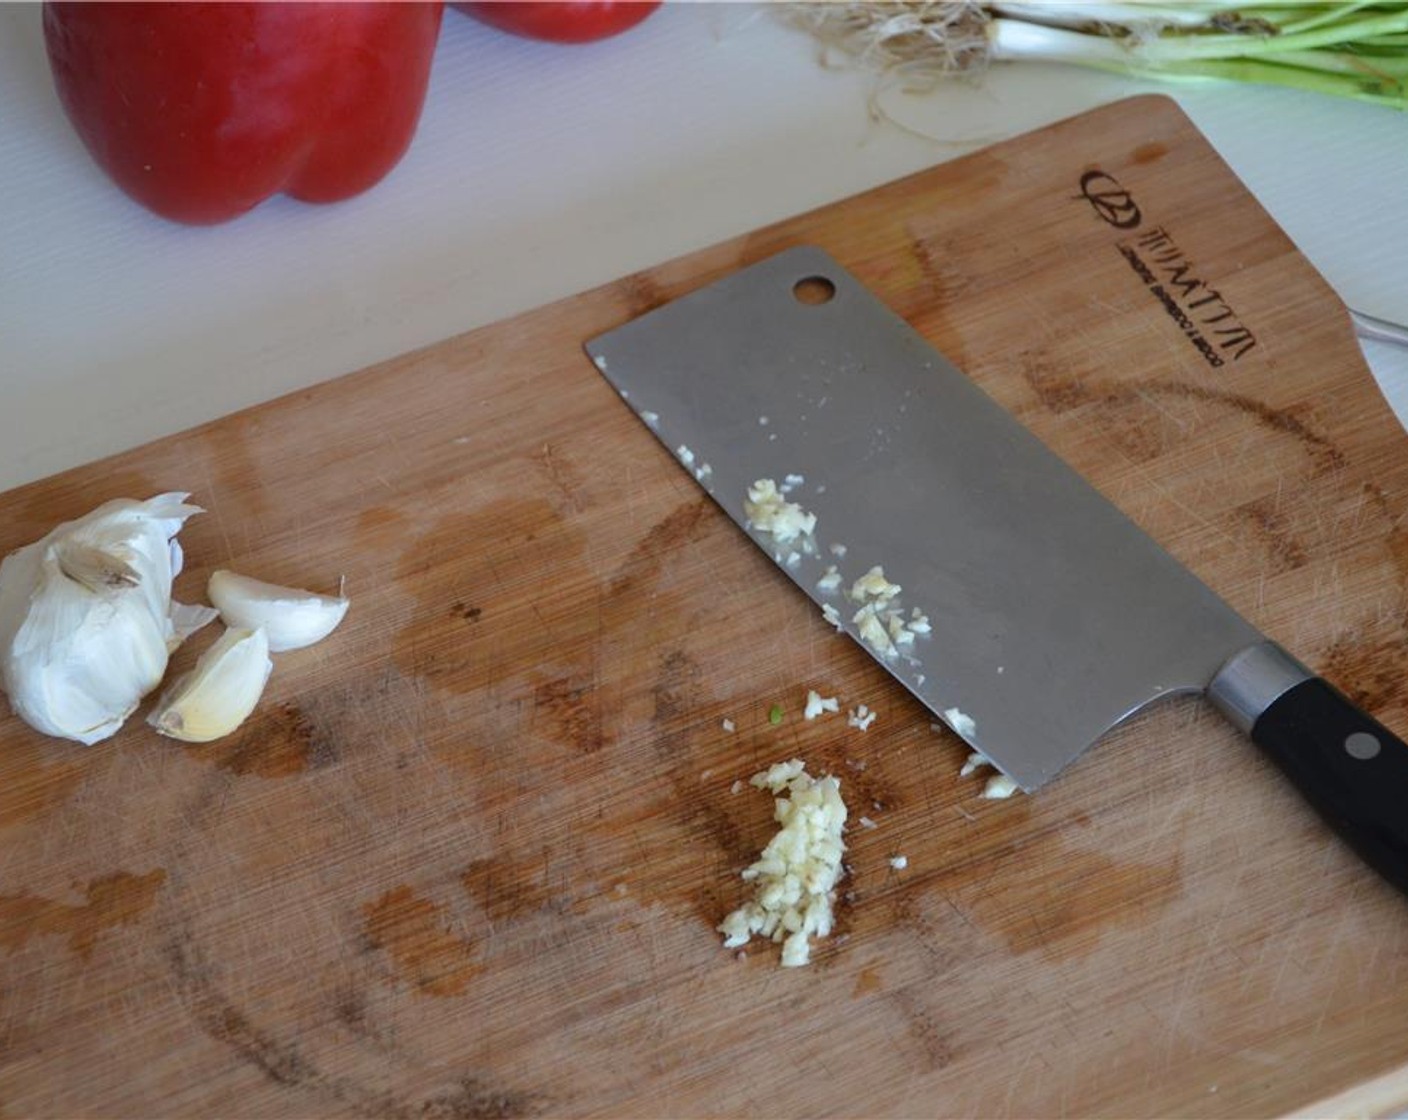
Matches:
[207,570,349,652]
[55,541,142,591]
[148,626,272,743]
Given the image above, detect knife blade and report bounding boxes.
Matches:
[585,246,1408,896]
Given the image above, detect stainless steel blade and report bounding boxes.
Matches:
[585,246,1263,791]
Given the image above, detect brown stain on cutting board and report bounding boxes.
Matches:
[901,231,978,368]
[392,498,586,697]
[355,504,411,552]
[839,734,1185,964]
[532,674,605,755]
[1321,627,1408,714]
[1150,385,1345,474]
[362,886,482,998]
[1370,482,1408,548]
[533,442,587,517]
[944,839,1185,959]
[883,884,968,976]
[1019,360,1347,474]
[1095,400,1169,465]
[462,858,556,925]
[1019,352,1090,415]
[594,649,747,930]
[650,648,704,729]
[451,601,484,623]
[164,925,540,1116]
[1010,362,1396,618]
[392,494,710,766]
[606,496,713,598]
[0,869,165,960]
[162,927,323,1093]
[889,989,956,1073]
[1237,495,1310,574]
[372,1079,542,1120]
[394,499,569,602]
[184,701,331,778]
[183,670,412,781]
[461,850,585,924]
[1133,141,1168,164]
[330,985,383,1046]
[888,791,1186,961]
[0,739,85,831]
[852,965,884,997]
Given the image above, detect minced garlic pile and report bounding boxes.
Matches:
[718,758,847,967]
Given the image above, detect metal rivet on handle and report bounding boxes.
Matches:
[1345,731,1381,760]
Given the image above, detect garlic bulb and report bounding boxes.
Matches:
[0,493,216,744]
[148,626,272,742]
[207,570,348,652]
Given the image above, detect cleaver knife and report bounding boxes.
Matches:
[585,246,1408,896]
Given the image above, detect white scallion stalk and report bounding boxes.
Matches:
[993,1,1229,32]
[785,2,1408,110]
[987,17,1134,64]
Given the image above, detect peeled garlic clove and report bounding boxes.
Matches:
[148,627,272,743]
[207,570,348,652]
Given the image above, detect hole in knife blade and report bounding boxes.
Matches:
[793,275,836,305]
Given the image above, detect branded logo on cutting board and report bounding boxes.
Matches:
[1077,168,1258,368]
[1078,170,1142,229]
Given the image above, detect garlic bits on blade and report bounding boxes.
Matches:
[0,493,218,744]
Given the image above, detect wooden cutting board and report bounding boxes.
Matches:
[3,94,1407,1119]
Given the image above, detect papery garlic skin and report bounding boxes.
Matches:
[0,494,215,745]
[207,570,349,652]
[148,626,272,743]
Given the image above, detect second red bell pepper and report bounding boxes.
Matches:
[43,2,446,225]
[454,2,660,43]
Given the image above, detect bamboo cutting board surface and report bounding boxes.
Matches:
[3,95,1408,1118]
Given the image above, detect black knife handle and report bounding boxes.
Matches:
[1251,677,1408,895]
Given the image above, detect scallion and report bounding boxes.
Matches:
[785,1,1408,110]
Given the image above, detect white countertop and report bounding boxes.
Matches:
[2,1,1406,495]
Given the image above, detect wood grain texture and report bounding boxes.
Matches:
[2,95,1407,1118]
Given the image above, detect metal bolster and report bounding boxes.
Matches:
[1207,642,1314,734]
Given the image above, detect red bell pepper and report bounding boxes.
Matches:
[43,2,445,225]
[454,2,660,44]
